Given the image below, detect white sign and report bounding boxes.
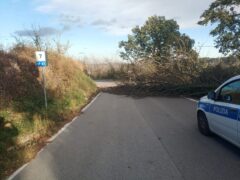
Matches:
[35,51,47,67]
[35,51,46,62]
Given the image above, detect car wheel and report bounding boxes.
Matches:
[197,111,212,136]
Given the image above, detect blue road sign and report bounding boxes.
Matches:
[36,61,47,67]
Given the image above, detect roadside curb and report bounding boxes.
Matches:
[47,92,101,143]
[47,116,79,143]
[81,92,102,113]
[8,163,29,180]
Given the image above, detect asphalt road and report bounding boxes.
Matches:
[12,93,240,180]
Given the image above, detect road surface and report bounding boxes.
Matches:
[95,80,118,88]
[11,93,240,180]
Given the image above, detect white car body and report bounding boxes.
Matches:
[197,75,240,147]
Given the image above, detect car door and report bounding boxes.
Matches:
[209,80,240,144]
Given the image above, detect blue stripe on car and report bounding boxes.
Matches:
[198,102,239,120]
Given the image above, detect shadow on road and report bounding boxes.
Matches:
[212,134,240,156]
[101,85,192,98]
[102,85,240,156]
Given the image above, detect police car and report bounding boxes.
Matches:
[197,75,240,147]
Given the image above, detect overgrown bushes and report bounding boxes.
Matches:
[84,61,127,80]
[0,45,97,178]
[115,15,240,96]
[115,56,240,97]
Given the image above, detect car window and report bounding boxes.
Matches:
[219,80,240,104]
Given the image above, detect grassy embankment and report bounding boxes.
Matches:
[0,46,97,179]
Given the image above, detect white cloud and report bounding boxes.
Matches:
[91,19,117,26]
[35,0,214,35]
[15,27,60,37]
[59,14,83,27]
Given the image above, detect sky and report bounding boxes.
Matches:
[0,0,224,60]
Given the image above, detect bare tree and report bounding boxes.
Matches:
[12,34,26,48]
[30,25,43,50]
[53,35,71,55]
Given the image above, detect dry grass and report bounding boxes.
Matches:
[84,61,126,80]
[0,45,97,179]
[113,52,240,96]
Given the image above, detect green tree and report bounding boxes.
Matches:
[198,0,240,56]
[119,16,195,62]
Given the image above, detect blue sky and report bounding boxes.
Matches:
[0,0,223,60]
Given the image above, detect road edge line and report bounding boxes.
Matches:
[81,92,102,113]
[47,116,78,142]
[8,163,29,180]
[47,92,101,142]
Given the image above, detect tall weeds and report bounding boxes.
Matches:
[0,45,96,178]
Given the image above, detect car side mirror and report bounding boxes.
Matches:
[207,91,216,100]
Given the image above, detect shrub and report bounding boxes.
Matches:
[0,45,97,178]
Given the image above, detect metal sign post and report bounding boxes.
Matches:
[35,51,48,110]
[42,67,47,109]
